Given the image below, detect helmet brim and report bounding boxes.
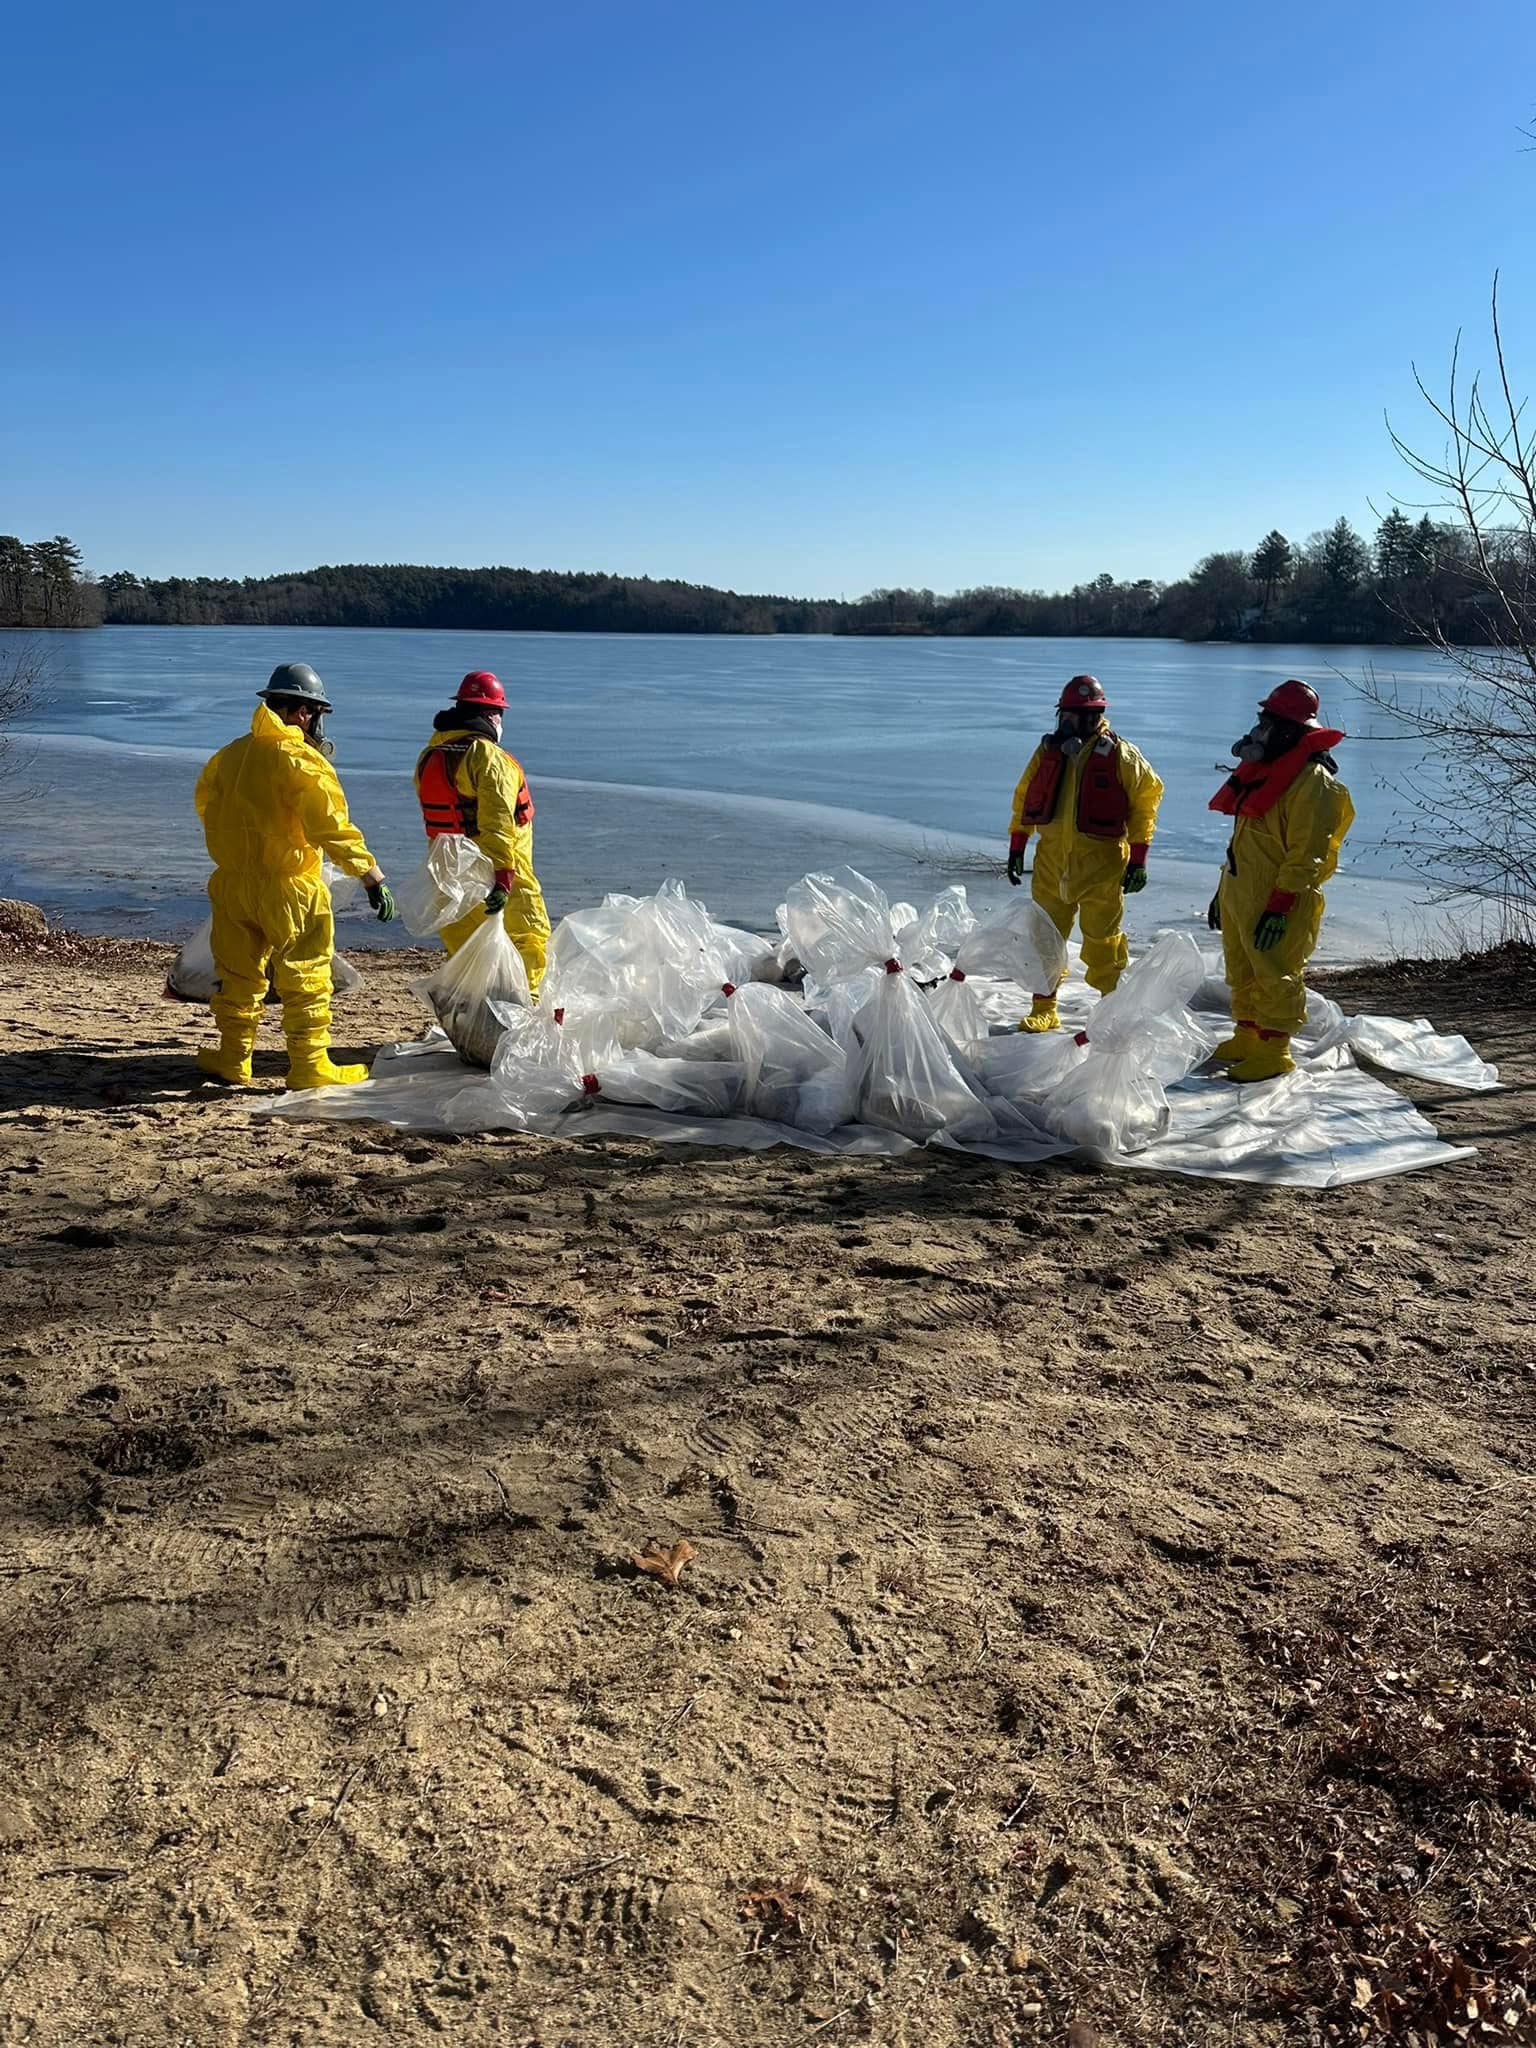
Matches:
[260,688,333,714]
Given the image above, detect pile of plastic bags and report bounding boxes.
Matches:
[261,864,1500,1185]
[284,866,1250,1158]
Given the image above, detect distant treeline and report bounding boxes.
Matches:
[840,514,1522,645]
[96,564,842,634]
[3,510,1522,644]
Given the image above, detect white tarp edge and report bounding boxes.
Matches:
[263,1003,1491,1186]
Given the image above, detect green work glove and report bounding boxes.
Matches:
[1123,862,1147,894]
[484,885,510,917]
[365,880,396,923]
[1207,894,1221,932]
[1006,848,1026,887]
[1253,909,1287,952]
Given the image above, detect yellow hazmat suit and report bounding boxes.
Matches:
[1009,730,1163,996]
[194,705,379,1084]
[414,728,551,992]
[1217,759,1354,1040]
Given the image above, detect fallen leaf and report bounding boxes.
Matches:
[632,1539,697,1589]
[740,1873,808,1935]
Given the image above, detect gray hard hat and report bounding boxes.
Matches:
[258,662,332,711]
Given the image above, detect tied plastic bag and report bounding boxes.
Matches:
[413,913,531,1068]
[395,836,495,935]
[925,968,988,1049]
[857,964,995,1142]
[166,916,362,1001]
[955,898,1068,996]
[542,880,759,1049]
[1034,933,1212,1155]
[898,886,977,980]
[594,1050,748,1118]
[783,868,897,985]
[656,1018,736,1062]
[969,1028,1091,1105]
[454,999,623,1130]
[1038,1053,1170,1155]
[1088,931,1213,1079]
[726,982,855,1134]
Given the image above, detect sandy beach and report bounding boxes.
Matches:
[1,925,1532,2046]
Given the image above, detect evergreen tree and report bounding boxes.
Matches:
[1374,508,1416,583]
[1250,530,1293,611]
[0,537,29,626]
[1321,516,1367,592]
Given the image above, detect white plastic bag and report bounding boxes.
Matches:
[1030,932,1210,1154]
[414,914,532,1067]
[656,1018,736,1062]
[783,868,898,984]
[1087,931,1214,1079]
[594,1050,748,1117]
[395,836,495,935]
[856,966,994,1141]
[541,880,757,1050]
[726,982,855,1133]
[970,1028,1091,1105]
[955,898,1068,996]
[166,919,218,999]
[925,969,988,1048]
[1039,1053,1170,1155]
[897,887,976,979]
[322,859,363,916]
[167,916,363,1001]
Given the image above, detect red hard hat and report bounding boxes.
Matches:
[456,670,506,709]
[1261,678,1320,726]
[1058,673,1108,712]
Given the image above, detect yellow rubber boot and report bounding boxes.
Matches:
[1019,995,1060,1034]
[285,1048,369,1089]
[1211,1022,1260,1065]
[195,1029,256,1087]
[1228,1034,1295,1083]
[284,1026,369,1089]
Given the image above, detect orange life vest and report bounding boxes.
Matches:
[1208,727,1345,819]
[1021,735,1131,841]
[415,739,534,839]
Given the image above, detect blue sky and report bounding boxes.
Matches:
[6,0,1534,594]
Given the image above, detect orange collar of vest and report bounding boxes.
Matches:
[1209,727,1343,817]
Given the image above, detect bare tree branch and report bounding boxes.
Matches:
[1365,289,1536,932]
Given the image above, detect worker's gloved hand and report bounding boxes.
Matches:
[366,879,396,923]
[1207,894,1222,932]
[1123,862,1147,894]
[1006,849,1026,887]
[484,869,515,917]
[1254,909,1287,952]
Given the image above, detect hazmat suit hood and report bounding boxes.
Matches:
[432,707,501,742]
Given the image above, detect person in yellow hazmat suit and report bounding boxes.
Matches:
[1207,678,1354,1082]
[194,663,396,1090]
[413,670,551,993]
[1006,674,1164,1029]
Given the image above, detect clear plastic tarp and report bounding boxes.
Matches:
[261,868,1500,1187]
